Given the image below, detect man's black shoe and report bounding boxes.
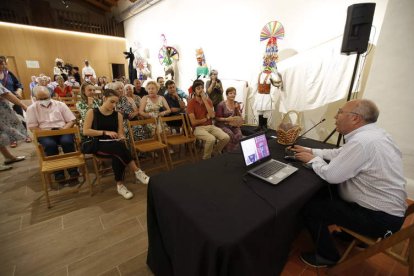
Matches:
[300,252,337,268]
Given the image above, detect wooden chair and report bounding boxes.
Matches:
[33,127,92,208]
[160,114,197,166]
[56,96,80,121]
[90,155,114,193]
[127,118,172,173]
[328,202,414,275]
[184,113,203,160]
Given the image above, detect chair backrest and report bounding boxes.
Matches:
[32,127,83,162]
[57,96,77,106]
[159,114,191,139]
[183,113,196,138]
[127,117,163,146]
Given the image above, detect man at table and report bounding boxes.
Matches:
[292,99,407,268]
[27,86,78,182]
[187,79,229,160]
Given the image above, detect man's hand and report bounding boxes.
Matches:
[286,145,314,163]
[294,152,314,163]
[289,145,312,154]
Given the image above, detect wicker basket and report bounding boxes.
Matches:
[276,110,302,145]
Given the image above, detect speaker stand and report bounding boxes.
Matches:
[323,53,361,147]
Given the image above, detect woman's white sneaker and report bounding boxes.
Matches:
[117,185,134,199]
[135,169,149,185]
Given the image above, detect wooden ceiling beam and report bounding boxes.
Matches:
[83,0,111,12]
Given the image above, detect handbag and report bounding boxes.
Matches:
[81,109,99,154]
[258,72,271,94]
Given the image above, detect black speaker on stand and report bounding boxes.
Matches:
[323,3,376,146]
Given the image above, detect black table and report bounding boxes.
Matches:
[147,138,333,276]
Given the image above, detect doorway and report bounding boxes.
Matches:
[111,63,125,80]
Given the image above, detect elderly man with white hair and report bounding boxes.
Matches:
[27,86,78,181]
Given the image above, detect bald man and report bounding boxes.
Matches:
[27,86,78,181]
[291,99,407,268]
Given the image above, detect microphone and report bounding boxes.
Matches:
[289,118,326,146]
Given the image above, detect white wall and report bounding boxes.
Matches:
[363,0,414,181]
[124,0,388,90]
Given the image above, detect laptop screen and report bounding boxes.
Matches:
[240,133,271,166]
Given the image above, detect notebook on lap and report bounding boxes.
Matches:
[240,132,298,185]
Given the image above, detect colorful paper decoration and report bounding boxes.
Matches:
[260,21,284,73]
[158,34,179,66]
[260,21,285,41]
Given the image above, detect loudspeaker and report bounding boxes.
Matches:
[341,3,376,54]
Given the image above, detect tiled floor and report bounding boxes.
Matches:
[0,142,410,275]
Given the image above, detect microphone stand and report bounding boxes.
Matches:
[323,53,361,147]
[290,118,326,147]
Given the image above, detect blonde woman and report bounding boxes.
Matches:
[139,81,171,119]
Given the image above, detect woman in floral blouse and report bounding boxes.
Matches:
[76,81,102,137]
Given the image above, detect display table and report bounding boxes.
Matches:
[147,138,334,275]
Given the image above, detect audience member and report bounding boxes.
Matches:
[0,83,27,171]
[139,81,171,119]
[164,80,186,115]
[82,60,96,81]
[27,86,78,182]
[139,81,171,135]
[83,89,149,199]
[291,99,407,268]
[156,76,166,96]
[0,56,31,146]
[76,82,102,136]
[29,75,37,93]
[64,76,80,88]
[206,69,223,110]
[187,79,229,159]
[124,84,141,120]
[53,58,68,80]
[215,87,243,152]
[133,79,147,98]
[73,66,81,84]
[36,75,54,97]
[54,75,72,97]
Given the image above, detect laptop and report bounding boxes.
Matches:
[240,132,298,185]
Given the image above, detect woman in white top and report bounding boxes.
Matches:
[139,81,171,135]
[139,81,171,119]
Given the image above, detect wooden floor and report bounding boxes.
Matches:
[0,142,409,275]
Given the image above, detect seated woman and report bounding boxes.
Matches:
[139,81,171,134]
[76,81,102,137]
[205,69,224,110]
[83,89,149,200]
[54,75,72,98]
[215,87,243,152]
[119,84,141,121]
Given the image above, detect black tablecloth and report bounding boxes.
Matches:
[147,138,334,276]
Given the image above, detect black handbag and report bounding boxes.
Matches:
[81,109,99,154]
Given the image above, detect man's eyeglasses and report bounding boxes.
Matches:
[337,108,360,116]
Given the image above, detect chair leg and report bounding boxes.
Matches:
[92,157,102,193]
[338,240,357,263]
[82,165,93,196]
[161,148,172,170]
[409,238,414,276]
[41,173,51,208]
